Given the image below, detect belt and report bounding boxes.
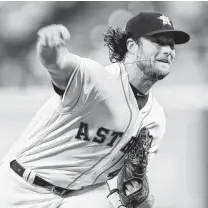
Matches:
[10,160,75,197]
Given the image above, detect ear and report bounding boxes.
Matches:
[126,38,137,55]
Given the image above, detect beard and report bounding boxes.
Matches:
[136,47,170,81]
[137,60,170,81]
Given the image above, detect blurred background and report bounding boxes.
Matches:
[0,1,207,208]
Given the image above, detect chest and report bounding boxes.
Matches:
[79,76,140,133]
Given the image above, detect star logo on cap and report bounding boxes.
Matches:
[157,14,172,26]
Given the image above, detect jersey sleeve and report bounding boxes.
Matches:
[143,100,166,165]
[58,57,106,112]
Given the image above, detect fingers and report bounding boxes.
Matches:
[37,24,70,48]
[124,180,142,196]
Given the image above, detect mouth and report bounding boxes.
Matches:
[156,59,170,64]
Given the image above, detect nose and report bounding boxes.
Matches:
[161,45,173,55]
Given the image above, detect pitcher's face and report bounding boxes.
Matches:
[136,34,176,80]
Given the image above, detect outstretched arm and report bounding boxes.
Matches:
[37,24,79,90]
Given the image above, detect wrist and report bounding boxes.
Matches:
[38,44,67,69]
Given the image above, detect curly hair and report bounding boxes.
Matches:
[104,27,134,63]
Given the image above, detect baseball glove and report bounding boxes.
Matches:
[108,127,153,208]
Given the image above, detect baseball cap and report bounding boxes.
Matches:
[125,12,190,44]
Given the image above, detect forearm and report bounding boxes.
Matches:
[36,24,79,90]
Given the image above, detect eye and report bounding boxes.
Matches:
[155,39,175,50]
[150,35,175,50]
[169,43,175,50]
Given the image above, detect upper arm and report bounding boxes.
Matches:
[149,109,166,155]
[142,103,166,164]
[58,57,107,113]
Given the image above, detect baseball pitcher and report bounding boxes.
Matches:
[0,12,190,208]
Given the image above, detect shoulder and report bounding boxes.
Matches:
[79,57,110,79]
[78,58,121,78]
[81,57,104,72]
[105,63,121,78]
[79,59,123,84]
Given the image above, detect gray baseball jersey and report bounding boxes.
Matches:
[4,57,166,190]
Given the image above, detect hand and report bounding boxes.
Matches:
[124,180,154,208]
[36,24,70,67]
[37,24,70,48]
[124,179,142,196]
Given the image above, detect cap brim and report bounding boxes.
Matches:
[145,30,190,44]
